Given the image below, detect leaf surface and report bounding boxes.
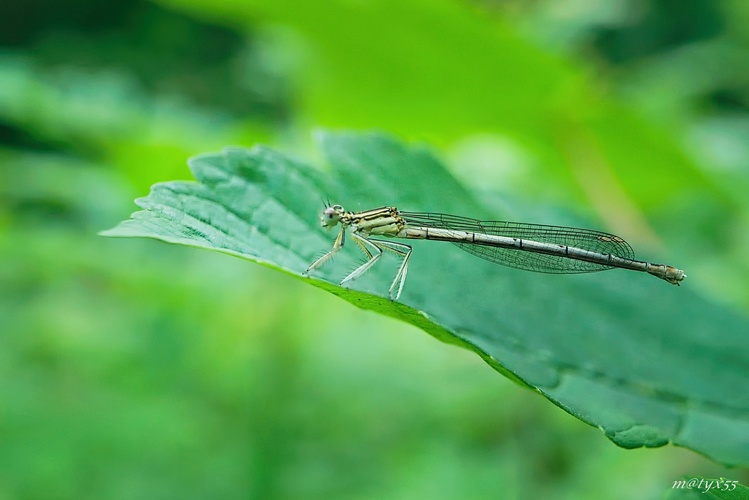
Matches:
[103,131,749,466]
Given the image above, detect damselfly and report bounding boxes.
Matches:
[304,204,686,299]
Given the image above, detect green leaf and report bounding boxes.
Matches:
[102,131,749,466]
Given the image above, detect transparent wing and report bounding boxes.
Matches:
[400,211,636,274]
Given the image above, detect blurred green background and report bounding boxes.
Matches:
[2,0,748,498]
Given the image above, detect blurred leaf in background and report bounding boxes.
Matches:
[1,0,748,498]
[157,0,749,304]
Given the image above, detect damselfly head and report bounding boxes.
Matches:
[320,204,344,228]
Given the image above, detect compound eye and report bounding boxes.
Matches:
[320,207,341,227]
